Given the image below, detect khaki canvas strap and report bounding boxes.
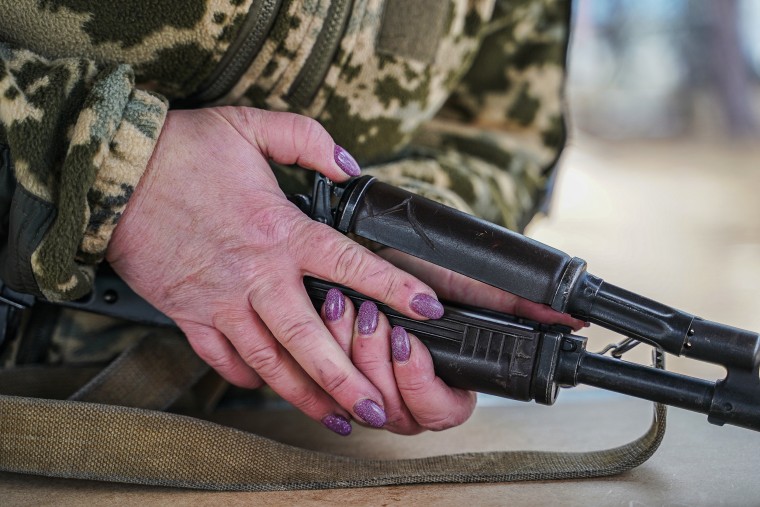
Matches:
[69,332,209,410]
[0,333,666,491]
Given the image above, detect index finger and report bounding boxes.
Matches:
[298,222,445,322]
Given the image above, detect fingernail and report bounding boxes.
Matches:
[324,288,345,322]
[334,145,361,177]
[584,322,591,328]
[353,399,386,428]
[391,326,410,363]
[322,414,352,436]
[410,293,444,319]
[357,301,378,335]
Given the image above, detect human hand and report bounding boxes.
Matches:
[320,287,477,434]
[378,249,587,330]
[315,250,583,435]
[106,107,447,435]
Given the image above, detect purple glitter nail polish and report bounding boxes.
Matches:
[334,145,361,177]
[410,293,444,319]
[324,288,345,322]
[357,301,378,335]
[391,326,411,363]
[322,414,352,436]
[353,399,386,428]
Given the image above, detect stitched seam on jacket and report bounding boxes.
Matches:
[287,0,354,109]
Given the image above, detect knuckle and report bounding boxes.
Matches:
[240,340,285,378]
[320,368,352,397]
[247,375,266,390]
[378,270,403,305]
[415,393,476,431]
[246,273,285,307]
[398,373,433,398]
[417,412,457,432]
[276,315,319,350]
[237,107,267,148]
[192,344,263,389]
[227,372,265,390]
[212,309,249,336]
[332,245,403,303]
[247,206,296,248]
[352,356,389,376]
[385,410,423,435]
[288,387,323,416]
[294,114,327,150]
[198,348,238,374]
[284,219,320,261]
[331,242,370,286]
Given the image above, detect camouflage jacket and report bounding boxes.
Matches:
[0,0,570,302]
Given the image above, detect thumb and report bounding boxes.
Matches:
[230,108,361,181]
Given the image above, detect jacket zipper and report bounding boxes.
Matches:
[184,0,282,106]
[286,0,354,109]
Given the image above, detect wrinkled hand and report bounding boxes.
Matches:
[320,288,476,435]
[106,107,452,435]
[317,251,584,435]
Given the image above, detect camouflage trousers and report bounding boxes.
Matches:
[0,303,157,369]
[272,0,571,233]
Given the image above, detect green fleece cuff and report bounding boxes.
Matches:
[28,64,168,302]
[78,88,168,266]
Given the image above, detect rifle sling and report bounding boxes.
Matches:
[0,332,667,491]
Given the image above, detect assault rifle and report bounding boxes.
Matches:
[2,175,758,431]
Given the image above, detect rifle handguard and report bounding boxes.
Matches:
[305,278,563,404]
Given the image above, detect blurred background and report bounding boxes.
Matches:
[529,0,760,379]
[568,0,760,139]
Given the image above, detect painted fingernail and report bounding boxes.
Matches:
[353,399,386,428]
[322,414,352,436]
[410,293,444,319]
[391,326,411,363]
[324,288,345,322]
[334,145,361,177]
[357,301,378,335]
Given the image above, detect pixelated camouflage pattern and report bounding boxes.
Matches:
[368,0,570,231]
[0,303,172,374]
[0,45,168,301]
[228,0,492,163]
[1,0,255,99]
[1,0,569,307]
[49,309,156,366]
[361,0,569,231]
[230,0,569,230]
[0,0,258,301]
[445,0,569,164]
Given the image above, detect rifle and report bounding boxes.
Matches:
[2,174,758,432]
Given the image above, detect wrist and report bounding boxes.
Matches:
[82,89,168,266]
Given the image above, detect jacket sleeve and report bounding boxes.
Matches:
[362,0,570,232]
[0,43,167,301]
